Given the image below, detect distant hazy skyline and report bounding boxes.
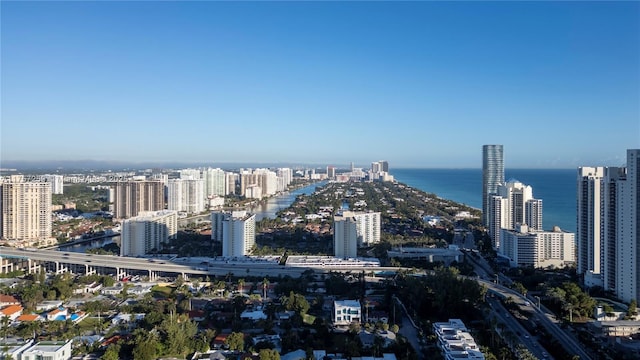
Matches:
[2,2,638,168]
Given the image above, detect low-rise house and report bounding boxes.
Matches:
[0,294,20,307]
[0,339,34,359]
[47,307,68,321]
[17,313,44,322]
[433,319,484,360]
[333,300,361,326]
[240,308,267,321]
[21,340,73,360]
[72,281,103,295]
[0,304,23,321]
[36,300,63,312]
[111,313,145,325]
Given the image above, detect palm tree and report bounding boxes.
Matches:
[262,278,270,300]
[238,278,245,296]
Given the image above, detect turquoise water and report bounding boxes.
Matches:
[393,168,576,232]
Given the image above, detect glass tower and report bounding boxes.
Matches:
[482,145,504,226]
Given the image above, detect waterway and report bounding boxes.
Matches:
[60,181,327,253]
[248,181,327,221]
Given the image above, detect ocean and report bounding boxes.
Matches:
[393,168,576,233]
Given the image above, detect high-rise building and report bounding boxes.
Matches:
[120,210,177,256]
[327,166,336,179]
[167,179,205,214]
[179,169,202,180]
[42,175,64,194]
[616,149,640,303]
[0,176,52,242]
[113,181,164,219]
[603,167,625,292]
[500,224,575,268]
[220,211,256,257]
[371,162,382,173]
[482,145,504,226]
[379,160,389,173]
[488,180,541,249]
[341,211,381,246]
[334,213,358,259]
[203,168,227,197]
[577,167,605,286]
[578,149,640,302]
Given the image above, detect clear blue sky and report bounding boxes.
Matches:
[1,1,638,168]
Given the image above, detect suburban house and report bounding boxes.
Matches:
[333,300,361,326]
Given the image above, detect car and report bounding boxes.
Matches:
[524,301,530,306]
[524,335,530,339]
[542,352,548,358]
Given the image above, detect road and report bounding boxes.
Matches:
[392,295,424,360]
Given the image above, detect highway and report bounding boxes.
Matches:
[0,246,403,279]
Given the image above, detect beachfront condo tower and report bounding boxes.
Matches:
[482,145,504,227]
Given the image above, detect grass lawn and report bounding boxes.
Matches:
[151,285,174,298]
[77,316,107,333]
[303,313,316,325]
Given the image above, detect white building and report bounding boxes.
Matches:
[179,168,202,180]
[168,179,205,214]
[120,210,178,256]
[333,300,361,326]
[42,174,64,194]
[203,168,227,197]
[500,224,575,269]
[488,180,542,249]
[21,340,73,360]
[616,149,640,303]
[433,319,484,360]
[0,176,52,242]
[333,213,358,259]
[352,211,381,246]
[577,167,605,286]
[220,211,256,257]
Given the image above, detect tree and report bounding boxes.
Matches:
[259,348,280,360]
[390,324,399,333]
[101,344,121,360]
[262,277,270,300]
[628,299,638,318]
[226,331,245,351]
[238,278,245,296]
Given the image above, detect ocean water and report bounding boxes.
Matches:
[393,168,576,233]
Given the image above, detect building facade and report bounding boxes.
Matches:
[500,224,575,268]
[616,149,640,303]
[482,145,504,226]
[120,210,178,256]
[488,180,542,249]
[577,167,605,286]
[221,211,256,257]
[167,179,205,214]
[333,300,361,326]
[112,181,164,219]
[0,177,52,242]
[334,213,358,259]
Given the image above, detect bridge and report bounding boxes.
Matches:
[0,246,404,280]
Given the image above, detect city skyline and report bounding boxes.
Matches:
[2,2,638,168]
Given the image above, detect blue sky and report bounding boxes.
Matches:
[1,1,638,168]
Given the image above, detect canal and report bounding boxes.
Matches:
[60,181,327,253]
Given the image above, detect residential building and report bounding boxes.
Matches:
[603,166,626,292]
[348,211,381,246]
[333,213,358,259]
[482,145,504,227]
[433,319,484,360]
[0,304,23,321]
[333,300,361,326]
[217,211,256,257]
[488,180,542,249]
[120,210,178,256]
[327,166,336,179]
[500,224,575,268]
[42,174,64,194]
[20,340,72,360]
[577,167,605,286]
[0,176,52,242]
[203,168,227,197]
[168,179,205,214]
[616,149,640,303]
[112,181,164,219]
[179,168,202,180]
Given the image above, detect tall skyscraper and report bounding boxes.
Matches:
[482,145,504,226]
[577,167,605,285]
[167,179,205,214]
[0,176,52,242]
[334,213,358,259]
[616,149,640,302]
[42,175,64,194]
[578,149,639,302]
[120,210,177,256]
[113,181,164,219]
[221,211,256,257]
[327,166,336,179]
[379,160,389,173]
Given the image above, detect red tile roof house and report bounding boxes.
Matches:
[0,295,20,308]
[0,304,23,321]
